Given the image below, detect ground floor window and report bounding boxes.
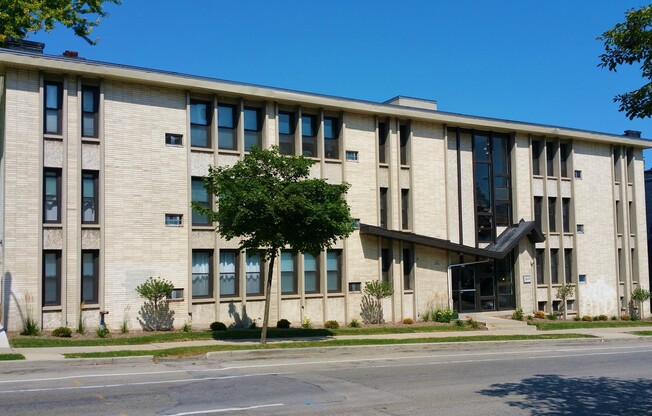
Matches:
[327,250,342,293]
[192,250,213,298]
[246,251,263,295]
[219,250,238,297]
[43,250,61,306]
[81,250,99,304]
[304,253,320,293]
[281,251,297,294]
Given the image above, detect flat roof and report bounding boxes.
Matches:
[1,48,650,148]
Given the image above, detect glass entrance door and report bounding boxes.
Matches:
[452,268,476,312]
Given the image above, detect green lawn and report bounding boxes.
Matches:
[0,353,25,361]
[631,331,652,336]
[528,320,652,331]
[64,333,594,359]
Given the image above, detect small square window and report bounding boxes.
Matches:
[574,170,582,179]
[166,133,183,146]
[576,224,584,233]
[165,214,183,226]
[552,300,561,312]
[167,288,184,300]
[352,218,361,229]
[348,282,361,292]
[346,150,359,161]
[566,300,574,311]
[537,301,547,312]
[579,274,587,284]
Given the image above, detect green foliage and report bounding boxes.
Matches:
[527,315,534,321]
[20,292,39,336]
[611,316,618,321]
[181,321,192,332]
[598,315,609,321]
[348,318,361,328]
[435,308,455,323]
[582,315,593,321]
[135,276,174,311]
[52,326,72,337]
[96,326,109,338]
[546,313,558,321]
[621,314,631,321]
[466,317,480,329]
[574,316,581,321]
[210,321,227,331]
[598,5,652,119]
[512,308,524,321]
[632,287,652,302]
[276,319,291,329]
[324,320,340,329]
[120,305,130,334]
[77,302,86,334]
[455,319,464,327]
[301,317,312,329]
[0,0,120,45]
[364,280,394,299]
[361,280,394,324]
[555,284,574,319]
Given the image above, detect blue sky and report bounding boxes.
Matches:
[29,0,652,166]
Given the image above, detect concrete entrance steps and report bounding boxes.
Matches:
[465,311,538,333]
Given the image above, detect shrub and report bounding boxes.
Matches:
[348,318,361,328]
[52,326,72,338]
[301,317,312,329]
[77,302,86,334]
[534,310,546,319]
[210,321,227,331]
[467,317,480,329]
[361,280,393,324]
[526,315,534,321]
[582,315,593,322]
[276,319,291,329]
[96,327,110,338]
[435,308,455,323]
[181,321,192,332]
[121,305,131,334]
[402,318,414,325]
[592,316,600,321]
[621,314,631,321]
[546,313,558,320]
[598,314,608,321]
[21,315,40,336]
[455,319,464,327]
[611,316,618,321]
[512,308,524,321]
[573,316,581,321]
[135,277,174,311]
[324,320,340,329]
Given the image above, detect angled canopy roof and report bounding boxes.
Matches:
[359,220,544,260]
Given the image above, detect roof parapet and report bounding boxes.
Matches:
[1,39,44,54]
[384,96,437,111]
[624,130,642,138]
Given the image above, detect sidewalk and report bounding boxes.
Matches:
[2,316,651,364]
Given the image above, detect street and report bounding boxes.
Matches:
[1,339,652,415]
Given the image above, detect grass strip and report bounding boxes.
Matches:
[0,353,25,361]
[529,320,652,331]
[64,333,594,359]
[631,331,652,336]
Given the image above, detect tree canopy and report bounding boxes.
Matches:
[0,0,120,45]
[196,146,355,343]
[598,5,652,119]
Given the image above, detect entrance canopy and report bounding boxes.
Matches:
[359,220,544,259]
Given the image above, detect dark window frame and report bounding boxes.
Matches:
[301,114,318,158]
[192,249,214,299]
[165,214,183,226]
[326,249,342,293]
[304,252,321,294]
[381,246,392,284]
[81,249,99,304]
[43,250,62,306]
[560,143,570,178]
[165,133,183,146]
[324,116,340,160]
[44,81,63,135]
[44,168,62,223]
[280,250,298,295]
[378,121,388,164]
[403,248,414,290]
[278,111,296,155]
[546,141,556,177]
[532,139,541,176]
[399,123,410,165]
[550,249,559,284]
[548,197,557,232]
[190,100,212,148]
[243,106,262,151]
[219,249,239,298]
[191,177,211,226]
[81,85,99,138]
[534,197,543,230]
[536,249,545,285]
[564,249,572,284]
[217,103,237,150]
[401,188,410,230]
[562,198,570,233]
[81,170,99,224]
[245,250,265,296]
[379,187,388,229]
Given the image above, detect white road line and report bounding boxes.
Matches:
[167,403,284,415]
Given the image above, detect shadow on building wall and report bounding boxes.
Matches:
[137,301,175,331]
[227,302,252,328]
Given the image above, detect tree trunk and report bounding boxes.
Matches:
[260,251,276,346]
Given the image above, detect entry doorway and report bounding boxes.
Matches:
[451,257,515,312]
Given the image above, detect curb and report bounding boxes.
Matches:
[1,355,154,369]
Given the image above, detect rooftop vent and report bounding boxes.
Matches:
[2,38,45,54]
[384,96,437,111]
[624,130,641,138]
[63,50,79,58]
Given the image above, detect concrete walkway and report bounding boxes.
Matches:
[2,314,651,364]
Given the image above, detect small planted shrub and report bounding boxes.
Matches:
[526,315,534,321]
[621,314,631,321]
[324,320,340,329]
[402,318,414,325]
[546,313,558,321]
[534,310,546,319]
[582,315,593,322]
[598,315,608,321]
[455,319,464,327]
[276,319,291,329]
[592,316,600,321]
[210,321,227,331]
[467,317,480,329]
[96,327,110,338]
[52,326,72,338]
[301,317,312,329]
[21,316,40,336]
[573,316,581,321]
[435,308,455,323]
[348,318,361,328]
[181,321,192,332]
[611,316,618,321]
[512,308,524,321]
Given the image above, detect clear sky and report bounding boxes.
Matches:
[28,0,652,166]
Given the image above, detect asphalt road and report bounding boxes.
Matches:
[1,339,652,415]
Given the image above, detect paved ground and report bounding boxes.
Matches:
[1,313,651,364]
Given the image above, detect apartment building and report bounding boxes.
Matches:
[0,42,649,331]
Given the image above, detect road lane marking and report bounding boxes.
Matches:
[167,403,284,415]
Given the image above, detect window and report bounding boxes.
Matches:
[577,224,584,233]
[574,170,582,179]
[82,171,98,224]
[81,250,99,304]
[304,253,320,293]
[378,121,388,164]
[345,150,358,161]
[219,250,238,297]
[301,114,317,157]
[399,123,409,165]
[550,249,559,284]
[562,198,570,233]
[401,189,409,230]
[246,251,263,295]
[324,117,339,159]
[165,133,183,146]
[548,197,557,232]
[403,248,414,290]
[616,201,622,234]
[191,177,211,226]
[535,249,544,285]
[381,247,392,284]
[532,139,541,175]
[327,250,342,293]
[44,168,62,223]
[218,104,236,150]
[564,249,572,284]
[81,85,99,138]
[244,107,262,151]
[546,141,556,176]
[348,282,361,292]
[192,250,213,298]
[379,187,388,228]
[43,250,61,306]
[278,111,295,155]
[280,251,297,295]
[614,147,622,182]
[629,202,635,234]
[492,134,511,226]
[618,249,624,282]
[44,81,63,135]
[165,214,183,226]
[534,197,542,230]
[168,288,184,300]
[579,274,586,284]
[560,143,570,178]
[190,100,211,148]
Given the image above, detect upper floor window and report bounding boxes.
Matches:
[560,143,570,178]
[534,197,542,230]
[532,139,541,176]
[278,111,296,155]
[401,189,410,230]
[324,117,340,159]
[546,141,556,177]
[82,171,99,224]
[564,249,572,284]
[548,197,557,232]
[191,177,211,226]
[550,249,559,284]
[43,250,62,306]
[399,123,410,165]
[301,114,317,157]
[281,250,297,294]
[327,250,342,293]
[192,249,213,299]
[44,81,63,135]
[190,100,211,148]
[81,250,99,304]
[44,168,62,223]
[217,104,237,150]
[403,248,414,290]
[562,198,570,233]
[165,133,183,146]
[381,247,392,284]
[219,249,238,297]
[81,86,99,138]
[378,122,388,164]
[244,107,262,151]
[379,187,388,229]
[535,249,544,285]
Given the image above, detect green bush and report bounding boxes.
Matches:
[512,308,524,321]
[592,316,600,321]
[598,314,608,321]
[210,321,227,331]
[21,316,40,336]
[52,326,72,338]
[527,315,534,321]
[301,317,312,329]
[435,308,455,323]
[546,313,558,320]
[466,317,480,329]
[455,319,464,327]
[96,327,109,338]
[276,319,291,329]
[324,320,340,329]
[611,316,618,320]
[621,314,631,321]
[348,318,361,328]
[573,316,581,321]
[582,315,593,322]
[181,321,192,332]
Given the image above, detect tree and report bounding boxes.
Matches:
[631,286,651,320]
[0,0,120,45]
[598,5,652,119]
[196,146,355,345]
[135,276,175,331]
[555,283,574,320]
[360,280,394,324]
